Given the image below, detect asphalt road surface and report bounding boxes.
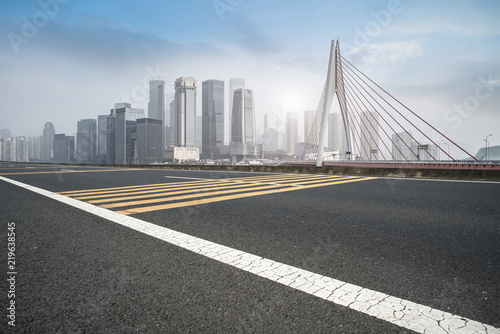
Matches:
[0,163,499,333]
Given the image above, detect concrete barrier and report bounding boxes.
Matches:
[4,161,499,181]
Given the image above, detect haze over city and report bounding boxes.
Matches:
[1,0,499,155]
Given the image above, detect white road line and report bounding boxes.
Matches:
[1,175,498,334]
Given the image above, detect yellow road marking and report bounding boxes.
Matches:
[67,180,228,197]
[98,176,357,209]
[83,180,266,202]
[72,175,347,202]
[87,180,281,203]
[221,174,339,185]
[62,174,340,197]
[58,173,311,195]
[214,173,332,182]
[58,174,377,215]
[116,177,377,215]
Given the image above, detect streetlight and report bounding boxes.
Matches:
[439,140,450,161]
[484,134,493,161]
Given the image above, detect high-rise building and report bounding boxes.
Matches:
[391,131,418,161]
[42,122,55,161]
[148,80,165,121]
[113,103,145,164]
[136,118,163,164]
[196,115,202,149]
[54,134,74,163]
[202,79,225,159]
[106,112,116,164]
[148,79,165,151]
[329,113,348,157]
[230,88,261,162]
[228,78,245,145]
[164,85,175,148]
[360,111,379,160]
[304,109,317,145]
[391,131,439,161]
[286,112,298,155]
[54,134,63,163]
[0,129,11,139]
[76,119,97,163]
[15,136,28,162]
[97,115,108,160]
[67,136,75,162]
[418,144,440,161]
[231,88,256,144]
[174,77,197,147]
[1,138,15,161]
[262,113,279,152]
[27,136,42,161]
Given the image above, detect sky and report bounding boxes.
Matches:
[0,0,499,157]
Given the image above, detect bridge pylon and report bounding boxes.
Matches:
[308,39,478,165]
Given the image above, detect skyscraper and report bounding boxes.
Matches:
[228,78,245,144]
[360,111,379,160]
[54,134,74,163]
[196,114,202,149]
[231,88,256,144]
[1,138,15,161]
[76,119,97,163]
[230,88,261,162]
[54,134,66,163]
[286,112,298,155]
[329,113,347,156]
[391,131,418,161]
[106,112,116,164]
[148,79,165,151]
[16,137,28,162]
[391,131,439,161]
[27,136,42,161]
[418,144,440,161]
[42,122,55,162]
[148,79,165,121]
[304,109,317,145]
[0,129,11,139]
[110,102,145,164]
[136,118,163,164]
[174,77,197,147]
[164,84,175,147]
[262,113,279,152]
[202,79,225,159]
[97,115,108,163]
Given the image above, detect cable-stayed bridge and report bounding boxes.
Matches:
[304,40,479,166]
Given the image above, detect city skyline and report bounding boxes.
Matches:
[0,0,499,155]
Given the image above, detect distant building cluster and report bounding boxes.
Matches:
[1,77,262,164]
[2,76,481,164]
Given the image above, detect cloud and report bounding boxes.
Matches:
[349,41,424,65]
[222,16,281,55]
[28,23,226,68]
[384,0,500,38]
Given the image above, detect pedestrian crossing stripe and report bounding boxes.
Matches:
[58,174,377,215]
